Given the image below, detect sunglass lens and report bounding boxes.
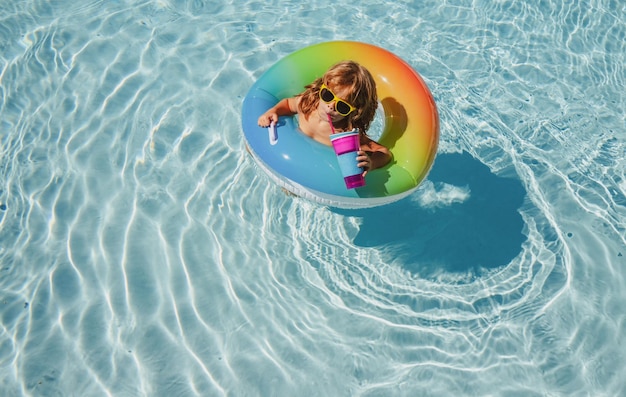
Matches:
[336,101,351,115]
[320,88,334,102]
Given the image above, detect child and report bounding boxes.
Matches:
[257,61,391,176]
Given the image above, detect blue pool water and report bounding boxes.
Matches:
[1,0,625,396]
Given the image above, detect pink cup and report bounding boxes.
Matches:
[330,130,365,189]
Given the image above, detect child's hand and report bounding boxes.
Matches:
[356,151,371,176]
[258,111,278,127]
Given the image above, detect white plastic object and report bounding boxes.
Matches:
[268,122,278,145]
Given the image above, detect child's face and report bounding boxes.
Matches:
[318,84,354,122]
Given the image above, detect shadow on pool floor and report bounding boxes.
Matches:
[335,151,527,278]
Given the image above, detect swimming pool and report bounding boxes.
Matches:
[1,0,624,395]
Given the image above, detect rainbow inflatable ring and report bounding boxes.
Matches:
[242,41,439,209]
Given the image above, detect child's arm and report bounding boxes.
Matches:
[257,97,298,127]
[357,135,392,175]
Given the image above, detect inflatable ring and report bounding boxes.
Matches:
[242,41,439,209]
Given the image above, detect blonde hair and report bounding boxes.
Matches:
[298,61,378,133]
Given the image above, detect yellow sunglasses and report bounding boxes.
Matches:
[319,84,356,116]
